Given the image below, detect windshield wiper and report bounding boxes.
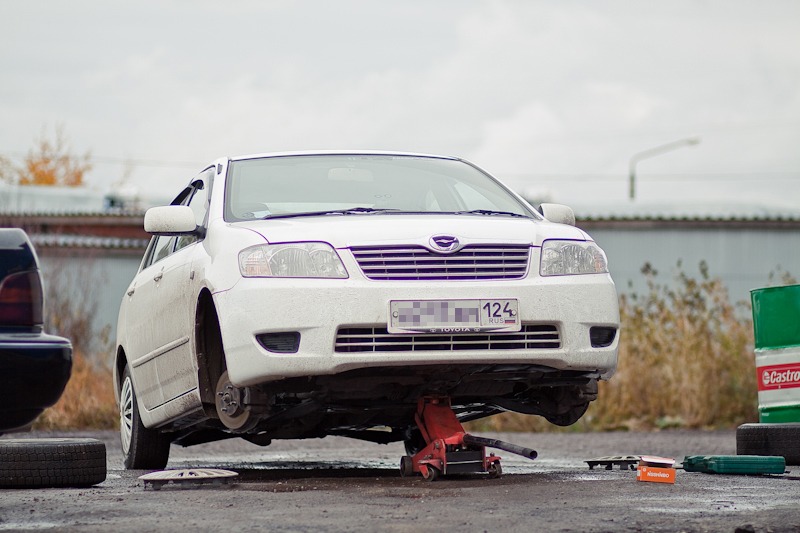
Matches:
[262,207,399,220]
[261,208,529,220]
[452,209,530,218]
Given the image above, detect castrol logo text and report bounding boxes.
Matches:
[758,363,800,391]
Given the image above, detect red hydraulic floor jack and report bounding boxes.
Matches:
[400,397,538,481]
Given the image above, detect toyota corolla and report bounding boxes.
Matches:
[114,151,619,469]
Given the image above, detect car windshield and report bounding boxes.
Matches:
[224,154,536,221]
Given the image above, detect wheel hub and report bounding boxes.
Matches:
[217,383,244,418]
[215,371,256,431]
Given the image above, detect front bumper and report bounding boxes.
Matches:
[0,333,72,432]
[214,271,620,388]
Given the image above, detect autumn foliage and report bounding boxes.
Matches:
[4,125,91,187]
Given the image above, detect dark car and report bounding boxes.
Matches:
[0,228,72,433]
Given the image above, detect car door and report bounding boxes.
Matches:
[153,173,212,406]
[123,171,212,412]
[147,239,196,406]
[123,234,175,411]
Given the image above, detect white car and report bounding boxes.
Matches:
[114,151,619,469]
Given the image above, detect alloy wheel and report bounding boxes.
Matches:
[119,376,134,455]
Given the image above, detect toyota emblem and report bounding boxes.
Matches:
[429,235,460,253]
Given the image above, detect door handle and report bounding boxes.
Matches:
[153,272,163,282]
[127,287,135,296]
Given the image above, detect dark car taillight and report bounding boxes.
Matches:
[0,270,44,327]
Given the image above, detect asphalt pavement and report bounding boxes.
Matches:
[1,429,799,532]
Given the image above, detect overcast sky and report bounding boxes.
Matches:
[1,1,799,210]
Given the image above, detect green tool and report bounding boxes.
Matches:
[683,455,786,475]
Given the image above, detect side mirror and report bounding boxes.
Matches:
[539,203,576,226]
[144,205,198,235]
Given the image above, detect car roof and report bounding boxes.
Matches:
[227,150,462,162]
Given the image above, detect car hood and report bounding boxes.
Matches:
[231,214,590,249]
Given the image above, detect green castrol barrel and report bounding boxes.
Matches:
[751,284,800,423]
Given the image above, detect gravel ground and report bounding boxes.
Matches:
[1,429,799,532]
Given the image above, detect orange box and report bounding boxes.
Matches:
[637,465,676,484]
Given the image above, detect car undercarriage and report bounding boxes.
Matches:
[169,363,600,449]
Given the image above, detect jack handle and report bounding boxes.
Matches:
[463,434,538,460]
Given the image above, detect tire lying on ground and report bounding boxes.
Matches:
[0,438,107,488]
[736,423,800,465]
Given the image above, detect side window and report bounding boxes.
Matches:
[147,236,175,267]
[188,180,209,227]
[176,168,214,251]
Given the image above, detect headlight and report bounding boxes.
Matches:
[540,240,608,276]
[239,243,348,278]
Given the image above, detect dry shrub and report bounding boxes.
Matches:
[469,411,577,433]
[32,253,119,430]
[34,350,117,430]
[589,261,757,430]
[472,261,760,433]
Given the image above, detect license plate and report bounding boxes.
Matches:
[388,299,520,334]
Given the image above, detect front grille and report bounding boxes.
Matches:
[350,245,530,281]
[335,324,560,353]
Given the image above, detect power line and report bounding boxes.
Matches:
[502,172,800,182]
[0,150,201,169]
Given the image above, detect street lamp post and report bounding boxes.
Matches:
[628,137,700,201]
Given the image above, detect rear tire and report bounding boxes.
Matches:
[120,365,171,470]
[0,438,106,488]
[736,423,800,465]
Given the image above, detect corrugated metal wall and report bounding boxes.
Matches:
[585,225,800,305]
